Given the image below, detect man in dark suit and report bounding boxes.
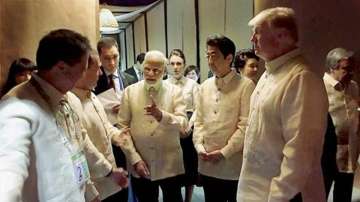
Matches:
[94,37,136,202]
[125,52,145,82]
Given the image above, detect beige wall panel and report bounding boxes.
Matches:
[182,0,197,68]
[0,0,98,89]
[167,0,183,53]
[166,0,197,67]
[255,0,360,75]
[126,25,135,68]
[134,15,147,55]
[147,2,166,54]
[225,0,253,49]
[199,0,226,81]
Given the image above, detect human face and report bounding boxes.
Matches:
[206,45,232,77]
[186,70,198,81]
[15,70,32,84]
[76,54,102,90]
[242,58,259,80]
[143,61,164,84]
[330,58,354,84]
[169,55,185,79]
[61,53,89,92]
[250,22,279,61]
[99,46,119,73]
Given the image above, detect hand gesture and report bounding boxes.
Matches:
[134,160,150,178]
[110,167,129,188]
[206,150,224,163]
[144,95,162,122]
[112,104,121,114]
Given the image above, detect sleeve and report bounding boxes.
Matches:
[267,71,329,201]
[188,84,200,129]
[81,128,113,179]
[220,80,255,158]
[117,87,143,165]
[159,86,188,137]
[0,101,33,202]
[69,92,113,179]
[193,85,206,153]
[85,180,99,202]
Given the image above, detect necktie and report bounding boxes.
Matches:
[108,74,115,90]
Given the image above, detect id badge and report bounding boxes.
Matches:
[71,151,90,185]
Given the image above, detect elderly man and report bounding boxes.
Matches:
[0,29,125,202]
[72,51,129,201]
[193,35,255,202]
[323,47,359,202]
[237,7,329,202]
[118,50,188,202]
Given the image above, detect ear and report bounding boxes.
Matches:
[226,54,234,64]
[54,61,67,71]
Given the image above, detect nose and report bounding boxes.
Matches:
[250,33,256,43]
[97,69,103,76]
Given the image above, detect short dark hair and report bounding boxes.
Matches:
[36,29,91,71]
[169,49,186,64]
[233,49,259,70]
[97,37,118,55]
[136,52,146,64]
[206,34,236,62]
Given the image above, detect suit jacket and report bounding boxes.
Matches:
[118,80,188,181]
[94,66,137,95]
[125,66,139,82]
[0,75,112,202]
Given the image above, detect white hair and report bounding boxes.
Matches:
[143,50,168,69]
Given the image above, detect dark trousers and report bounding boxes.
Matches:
[131,175,183,202]
[110,144,129,202]
[201,174,238,202]
[103,189,128,202]
[325,171,354,202]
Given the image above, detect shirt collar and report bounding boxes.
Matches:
[168,76,186,85]
[72,87,92,101]
[323,72,343,90]
[265,48,301,74]
[215,69,236,90]
[104,67,119,78]
[32,73,65,109]
[216,69,236,84]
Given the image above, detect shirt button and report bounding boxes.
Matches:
[214,111,217,114]
[150,120,153,124]
[150,133,154,136]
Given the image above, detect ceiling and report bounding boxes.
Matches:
[100,0,158,6]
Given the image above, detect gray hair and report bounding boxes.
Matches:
[325,47,354,70]
[143,50,168,69]
[248,7,298,42]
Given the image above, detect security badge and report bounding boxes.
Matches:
[71,150,90,185]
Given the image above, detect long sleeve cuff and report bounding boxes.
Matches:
[195,144,206,154]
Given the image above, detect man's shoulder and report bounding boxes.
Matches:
[124,66,135,74]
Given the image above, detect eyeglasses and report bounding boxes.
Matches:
[143,67,162,75]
